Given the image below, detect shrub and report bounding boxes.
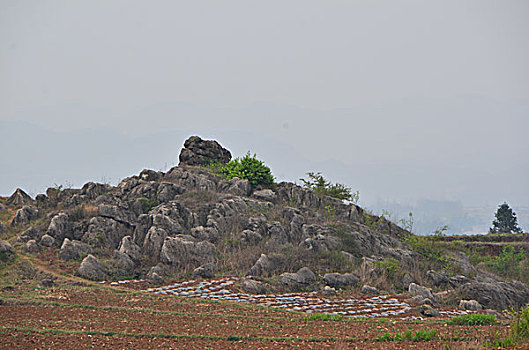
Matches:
[217,152,274,188]
[447,313,496,326]
[300,172,358,202]
[487,245,525,279]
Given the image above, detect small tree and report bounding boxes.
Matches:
[219,152,274,188]
[300,172,359,202]
[490,202,523,234]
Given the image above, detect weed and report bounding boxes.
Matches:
[304,313,343,321]
[447,313,496,326]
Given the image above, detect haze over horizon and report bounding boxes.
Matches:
[1,1,528,233]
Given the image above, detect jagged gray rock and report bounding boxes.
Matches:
[457,278,529,310]
[301,234,340,253]
[252,189,277,202]
[113,250,135,276]
[40,234,55,247]
[459,299,483,311]
[143,226,168,260]
[361,285,379,294]
[160,237,217,268]
[178,136,232,166]
[323,273,360,289]
[10,206,38,226]
[118,236,142,263]
[240,278,269,294]
[190,226,219,243]
[0,222,7,236]
[47,213,72,243]
[17,227,40,243]
[192,263,218,278]
[6,188,33,207]
[0,240,15,261]
[77,254,108,280]
[248,254,280,277]
[24,239,40,254]
[408,283,438,304]
[278,267,316,291]
[58,238,92,261]
[241,229,263,245]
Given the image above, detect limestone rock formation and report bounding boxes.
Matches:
[6,188,33,207]
[77,254,108,280]
[179,136,231,166]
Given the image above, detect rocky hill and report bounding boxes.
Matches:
[1,136,528,311]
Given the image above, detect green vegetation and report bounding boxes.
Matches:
[486,245,526,280]
[446,313,496,326]
[300,172,359,202]
[137,197,159,214]
[491,305,529,347]
[213,152,274,188]
[304,313,343,321]
[490,202,523,234]
[375,329,436,342]
[374,257,401,278]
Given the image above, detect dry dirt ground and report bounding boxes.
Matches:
[1,277,527,350]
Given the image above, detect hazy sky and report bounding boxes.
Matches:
[1,1,528,211]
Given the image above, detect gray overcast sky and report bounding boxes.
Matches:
[1,1,528,211]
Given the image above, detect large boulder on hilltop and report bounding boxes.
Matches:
[160,236,217,268]
[10,206,38,226]
[77,254,108,280]
[6,188,33,207]
[179,136,231,166]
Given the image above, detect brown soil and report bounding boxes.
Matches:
[0,281,522,349]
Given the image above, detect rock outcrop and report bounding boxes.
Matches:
[77,254,108,280]
[179,136,231,166]
[6,188,33,207]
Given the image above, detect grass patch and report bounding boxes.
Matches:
[304,313,343,321]
[446,313,496,326]
[375,329,437,342]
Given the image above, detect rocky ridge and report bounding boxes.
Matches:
[1,136,528,311]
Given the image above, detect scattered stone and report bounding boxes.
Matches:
[361,285,379,295]
[6,188,33,207]
[459,299,482,311]
[178,135,232,166]
[420,304,440,317]
[323,273,359,289]
[0,241,15,262]
[300,234,340,253]
[77,254,108,280]
[24,239,40,254]
[240,229,263,245]
[322,285,337,297]
[192,263,219,279]
[40,234,56,247]
[240,279,269,294]
[190,226,219,243]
